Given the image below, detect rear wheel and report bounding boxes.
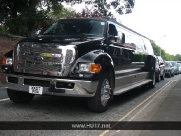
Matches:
[88,73,112,113]
[168,72,171,78]
[148,71,156,88]
[156,73,161,82]
[161,72,165,80]
[7,89,35,103]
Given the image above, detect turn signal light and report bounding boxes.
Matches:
[1,57,6,65]
[1,57,12,65]
[90,64,101,73]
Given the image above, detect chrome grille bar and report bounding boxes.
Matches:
[13,43,76,77]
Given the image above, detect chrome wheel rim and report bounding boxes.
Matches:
[101,79,111,106]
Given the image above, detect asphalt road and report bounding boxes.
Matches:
[0,75,181,136]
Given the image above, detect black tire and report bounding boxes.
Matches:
[168,72,171,78]
[148,71,156,88]
[156,73,161,82]
[7,89,35,103]
[88,73,112,113]
[161,72,165,80]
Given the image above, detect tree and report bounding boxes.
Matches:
[0,0,135,37]
[175,54,181,61]
[150,40,181,61]
[93,0,135,16]
[0,0,74,36]
[150,40,160,56]
[48,7,75,21]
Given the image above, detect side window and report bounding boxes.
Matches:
[142,38,154,55]
[126,34,144,53]
[139,37,147,53]
[116,26,125,44]
[108,24,118,43]
[108,24,118,36]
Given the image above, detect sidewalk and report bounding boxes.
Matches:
[139,79,181,136]
[150,79,181,121]
[111,79,181,136]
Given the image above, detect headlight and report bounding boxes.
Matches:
[79,63,101,73]
[1,57,13,65]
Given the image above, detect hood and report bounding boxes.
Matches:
[165,67,171,69]
[20,35,104,46]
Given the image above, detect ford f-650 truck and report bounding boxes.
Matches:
[0,17,156,112]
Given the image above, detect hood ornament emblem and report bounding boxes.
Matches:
[34,56,43,61]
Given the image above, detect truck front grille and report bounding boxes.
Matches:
[13,43,76,76]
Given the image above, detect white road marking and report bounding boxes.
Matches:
[99,80,175,136]
[0,98,10,102]
[128,80,177,121]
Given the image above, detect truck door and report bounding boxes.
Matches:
[107,24,123,71]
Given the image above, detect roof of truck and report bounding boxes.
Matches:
[62,16,149,40]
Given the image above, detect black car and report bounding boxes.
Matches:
[155,56,165,82]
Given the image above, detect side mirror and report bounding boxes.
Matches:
[108,35,117,43]
[108,34,124,45]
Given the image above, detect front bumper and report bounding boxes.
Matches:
[165,69,171,74]
[0,72,98,97]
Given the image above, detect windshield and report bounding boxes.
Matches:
[43,19,106,37]
[170,62,176,66]
[164,62,170,67]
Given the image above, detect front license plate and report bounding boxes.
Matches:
[29,86,43,95]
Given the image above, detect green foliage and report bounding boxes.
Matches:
[49,7,75,20]
[175,54,181,61]
[150,40,181,61]
[89,0,135,16]
[0,0,75,37]
[150,40,160,56]
[0,0,134,37]
[132,53,146,62]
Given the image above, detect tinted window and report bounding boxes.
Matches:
[142,38,154,55]
[126,34,144,52]
[116,26,125,44]
[43,19,106,37]
[157,56,164,64]
[108,24,118,36]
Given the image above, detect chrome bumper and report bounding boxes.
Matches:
[0,72,98,97]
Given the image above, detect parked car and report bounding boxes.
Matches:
[164,61,174,77]
[167,61,179,75]
[155,56,165,82]
[177,63,181,74]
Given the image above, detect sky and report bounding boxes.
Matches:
[119,0,181,55]
[64,0,181,55]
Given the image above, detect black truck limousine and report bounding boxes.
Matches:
[0,16,156,112]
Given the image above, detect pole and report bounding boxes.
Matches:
[160,35,166,57]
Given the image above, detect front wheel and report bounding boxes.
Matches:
[7,89,35,103]
[88,73,112,113]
